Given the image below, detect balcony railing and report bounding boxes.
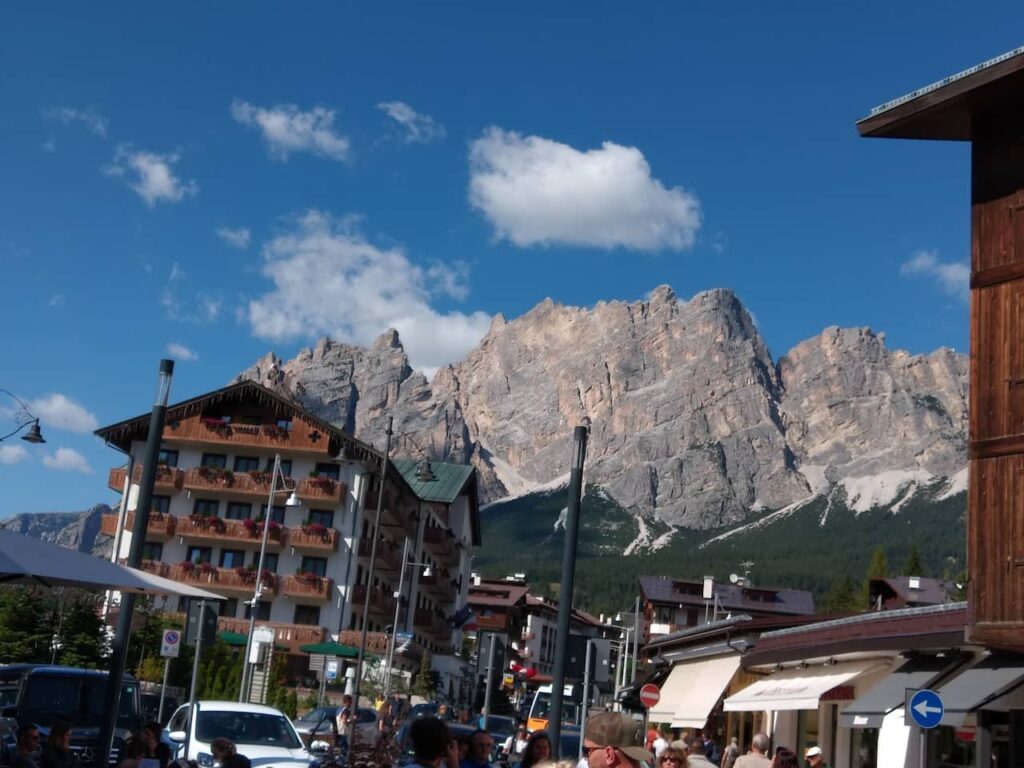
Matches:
[357,538,400,571]
[164,415,327,454]
[296,477,347,503]
[164,563,277,597]
[280,574,333,601]
[176,515,285,548]
[418,571,457,603]
[217,617,327,654]
[100,511,177,540]
[350,585,397,617]
[414,608,450,638]
[423,526,459,565]
[182,467,281,497]
[338,629,390,654]
[107,465,184,494]
[287,525,340,553]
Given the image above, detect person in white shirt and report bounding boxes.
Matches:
[653,734,669,758]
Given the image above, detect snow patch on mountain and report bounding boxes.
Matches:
[837,469,934,513]
[938,468,968,500]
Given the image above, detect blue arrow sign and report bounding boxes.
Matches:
[908,689,944,729]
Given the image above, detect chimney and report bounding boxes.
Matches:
[473,574,482,587]
[908,577,921,591]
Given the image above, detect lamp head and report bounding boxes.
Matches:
[21,420,45,444]
[422,566,433,578]
[285,491,302,508]
[415,458,437,482]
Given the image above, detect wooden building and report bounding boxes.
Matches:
[858,45,1024,652]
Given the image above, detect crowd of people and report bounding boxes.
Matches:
[647,731,829,768]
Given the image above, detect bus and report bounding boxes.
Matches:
[526,684,581,733]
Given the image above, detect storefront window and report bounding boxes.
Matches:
[934,725,975,768]
[797,709,820,764]
[849,728,878,768]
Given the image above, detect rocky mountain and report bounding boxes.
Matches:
[0,504,112,555]
[236,285,968,534]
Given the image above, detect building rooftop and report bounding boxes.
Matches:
[870,576,957,607]
[392,459,476,504]
[639,575,815,616]
[467,579,530,608]
[858,44,1024,140]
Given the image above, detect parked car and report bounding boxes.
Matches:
[0,665,142,768]
[408,702,455,721]
[292,706,340,749]
[479,715,516,750]
[165,701,310,768]
[141,692,180,726]
[394,722,477,768]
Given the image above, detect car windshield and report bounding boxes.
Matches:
[196,711,302,749]
[486,717,515,737]
[20,677,136,729]
[296,708,335,723]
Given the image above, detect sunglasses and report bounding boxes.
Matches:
[660,758,681,764]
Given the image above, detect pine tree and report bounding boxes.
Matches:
[821,575,860,613]
[58,599,108,668]
[284,690,299,719]
[0,589,52,662]
[412,654,439,700]
[902,545,925,576]
[861,546,889,607]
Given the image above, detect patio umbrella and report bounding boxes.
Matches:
[0,529,222,599]
[299,640,365,659]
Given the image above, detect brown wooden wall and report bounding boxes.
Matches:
[968,120,1024,649]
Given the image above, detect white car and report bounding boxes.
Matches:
[165,700,312,768]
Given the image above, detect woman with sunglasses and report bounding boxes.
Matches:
[658,747,686,768]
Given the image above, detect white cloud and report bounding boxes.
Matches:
[0,445,28,465]
[49,106,108,137]
[469,127,702,251]
[231,100,350,162]
[377,101,445,144]
[246,211,491,371]
[29,394,99,433]
[216,227,251,249]
[48,293,65,307]
[900,249,969,301]
[42,447,93,474]
[105,146,198,207]
[167,342,199,361]
[161,262,222,323]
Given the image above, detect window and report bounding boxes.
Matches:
[196,711,300,749]
[308,509,334,528]
[314,462,340,480]
[301,557,328,577]
[225,502,252,520]
[151,496,170,515]
[233,456,259,473]
[168,705,189,735]
[200,453,227,469]
[186,547,212,565]
[218,598,239,618]
[294,605,321,626]
[276,419,292,432]
[141,542,163,561]
[220,549,246,568]
[157,449,179,468]
[244,601,271,620]
[193,499,219,517]
[265,458,292,477]
[260,505,286,524]
[255,552,279,572]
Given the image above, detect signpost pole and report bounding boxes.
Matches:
[579,639,593,762]
[185,600,208,759]
[158,628,181,724]
[158,658,171,724]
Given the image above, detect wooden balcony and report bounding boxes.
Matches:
[164,563,277,597]
[108,465,184,494]
[176,515,285,548]
[280,574,334,601]
[357,537,401,572]
[338,629,390,654]
[163,414,329,455]
[419,571,457,604]
[296,476,347,503]
[423,526,459,566]
[414,608,450,638]
[218,617,327,654]
[100,511,177,540]
[182,467,280,498]
[287,526,340,553]
[350,585,397,617]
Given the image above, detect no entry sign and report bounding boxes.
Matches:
[639,683,661,709]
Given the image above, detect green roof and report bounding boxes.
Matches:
[392,459,474,504]
[299,641,371,660]
[219,631,248,646]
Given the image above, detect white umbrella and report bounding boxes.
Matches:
[0,529,222,599]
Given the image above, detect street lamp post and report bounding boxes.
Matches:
[0,389,46,444]
[383,538,432,699]
[239,453,301,702]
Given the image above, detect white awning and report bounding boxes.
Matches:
[648,654,740,726]
[724,659,881,712]
[840,656,954,728]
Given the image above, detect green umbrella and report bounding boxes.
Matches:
[218,630,248,646]
[299,640,374,660]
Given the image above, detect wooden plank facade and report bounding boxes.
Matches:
[859,49,1024,651]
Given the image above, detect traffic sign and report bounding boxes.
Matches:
[907,689,944,729]
[639,683,661,709]
[160,629,181,658]
[326,660,339,681]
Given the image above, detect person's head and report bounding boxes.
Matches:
[702,731,712,742]
[730,738,738,748]
[210,738,236,763]
[771,748,798,768]
[470,729,494,763]
[524,731,552,768]
[687,737,706,757]
[342,695,353,707]
[657,747,685,768]
[17,724,40,753]
[669,741,688,756]
[143,722,162,751]
[751,734,770,756]
[123,734,149,761]
[583,712,653,768]
[805,747,823,768]
[409,717,450,765]
[47,723,71,751]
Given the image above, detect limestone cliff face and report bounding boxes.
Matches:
[0,504,111,555]
[235,286,968,529]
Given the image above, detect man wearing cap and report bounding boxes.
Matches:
[805,747,830,768]
[583,713,654,768]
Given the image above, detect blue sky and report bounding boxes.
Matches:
[1,3,1016,513]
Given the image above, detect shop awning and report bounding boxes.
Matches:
[724,659,880,712]
[840,656,955,728]
[935,656,1024,726]
[648,654,740,724]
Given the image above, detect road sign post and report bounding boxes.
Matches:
[639,683,661,709]
[159,629,181,722]
[907,689,944,729]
